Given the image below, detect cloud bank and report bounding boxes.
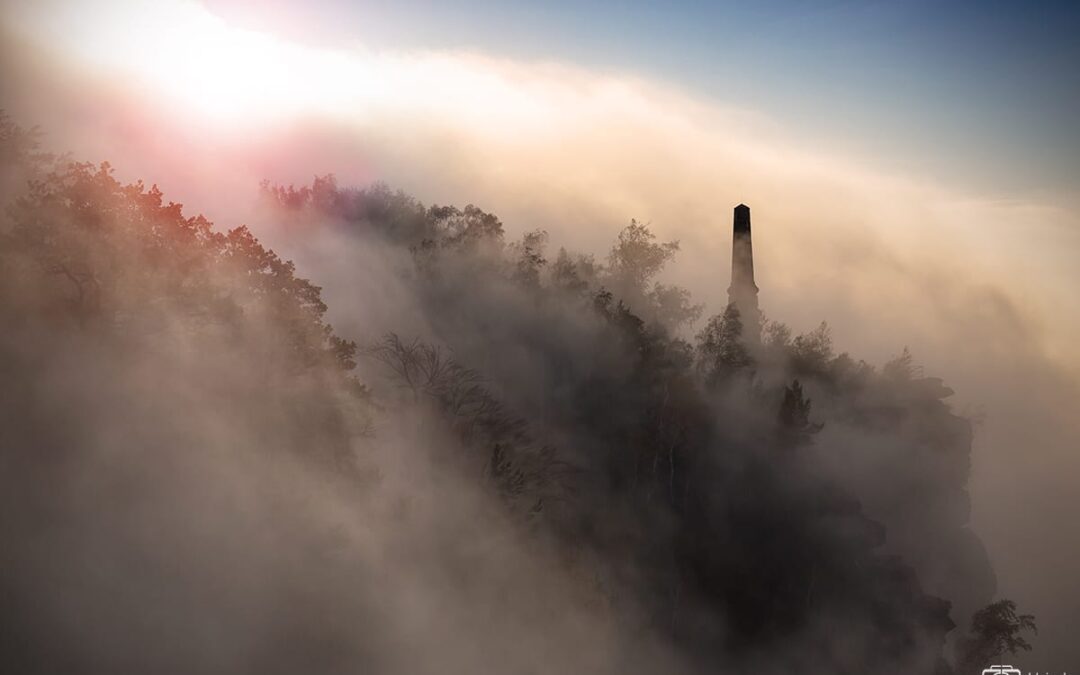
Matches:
[2,0,1078,668]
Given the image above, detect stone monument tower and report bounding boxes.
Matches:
[728,203,761,341]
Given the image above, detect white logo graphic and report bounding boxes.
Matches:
[982,667,1022,675]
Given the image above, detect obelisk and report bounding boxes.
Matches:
[728,204,760,341]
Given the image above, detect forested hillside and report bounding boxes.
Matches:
[0,115,1031,674]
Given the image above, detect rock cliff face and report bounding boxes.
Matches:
[803,358,997,628]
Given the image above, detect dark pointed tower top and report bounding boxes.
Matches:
[733,206,750,244]
[733,204,752,246]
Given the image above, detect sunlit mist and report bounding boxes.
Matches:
[2,0,1078,673]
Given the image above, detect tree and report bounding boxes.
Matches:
[956,600,1037,673]
[606,219,679,291]
[883,346,920,380]
[649,283,703,329]
[550,247,594,296]
[508,229,548,289]
[790,321,834,374]
[5,159,357,370]
[364,333,570,509]
[429,203,505,250]
[696,303,751,384]
[777,379,823,447]
[761,318,792,351]
[0,111,54,184]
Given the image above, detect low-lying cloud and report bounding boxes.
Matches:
[2,0,1078,668]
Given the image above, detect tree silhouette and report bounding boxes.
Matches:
[696,303,752,384]
[606,218,679,290]
[777,379,823,448]
[0,119,1015,674]
[957,600,1037,673]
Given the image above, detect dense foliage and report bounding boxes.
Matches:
[0,115,1031,674]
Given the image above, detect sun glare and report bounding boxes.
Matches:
[38,0,375,126]
[20,0,576,136]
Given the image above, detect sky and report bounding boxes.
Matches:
[2,0,1080,668]
[9,0,1080,203]
[203,0,1080,200]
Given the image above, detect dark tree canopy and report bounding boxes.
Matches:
[0,115,1019,675]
